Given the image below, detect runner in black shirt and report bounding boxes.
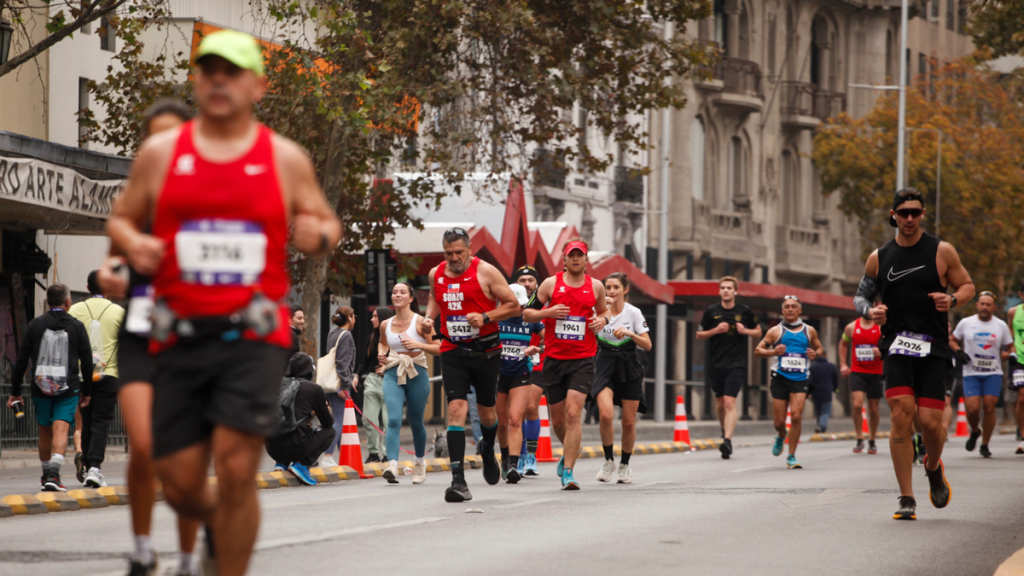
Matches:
[696,276,761,459]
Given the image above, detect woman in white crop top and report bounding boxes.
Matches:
[376,282,438,484]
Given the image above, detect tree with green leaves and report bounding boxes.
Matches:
[966,0,1024,59]
[85,0,715,354]
[813,57,1024,298]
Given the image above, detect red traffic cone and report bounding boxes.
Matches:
[862,406,870,434]
[535,396,557,462]
[955,398,969,437]
[673,396,691,446]
[338,398,374,478]
[784,408,792,443]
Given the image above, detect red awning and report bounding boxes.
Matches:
[670,281,856,317]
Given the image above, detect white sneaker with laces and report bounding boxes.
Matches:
[412,460,427,484]
[319,454,339,468]
[596,459,616,482]
[616,463,632,484]
[383,460,400,484]
[84,468,107,488]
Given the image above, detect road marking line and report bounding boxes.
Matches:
[261,491,390,509]
[493,497,560,509]
[255,517,450,551]
[731,465,773,473]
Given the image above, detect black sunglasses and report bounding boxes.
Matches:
[444,227,469,238]
[895,208,924,219]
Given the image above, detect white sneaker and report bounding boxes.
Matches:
[319,454,338,468]
[412,460,427,484]
[382,460,400,484]
[84,468,107,488]
[616,463,632,484]
[596,459,616,482]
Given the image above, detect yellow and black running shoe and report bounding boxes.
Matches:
[924,457,951,509]
[893,496,917,520]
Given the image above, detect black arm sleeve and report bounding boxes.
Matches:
[853,275,878,317]
[526,292,545,310]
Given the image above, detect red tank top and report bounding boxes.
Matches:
[544,272,597,360]
[435,257,499,353]
[851,317,883,374]
[151,121,291,349]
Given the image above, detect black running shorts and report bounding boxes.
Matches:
[152,339,289,459]
[1008,357,1024,391]
[117,332,154,386]
[530,369,546,388]
[707,366,746,398]
[882,353,947,410]
[441,350,500,407]
[849,372,884,400]
[543,357,595,405]
[770,373,809,400]
[497,373,531,394]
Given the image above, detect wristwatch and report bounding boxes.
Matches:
[482,313,491,325]
[950,295,958,308]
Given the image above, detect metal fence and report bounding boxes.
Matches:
[0,384,128,454]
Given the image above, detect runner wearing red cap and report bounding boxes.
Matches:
[525,238,610,490]
[107,30,342,576]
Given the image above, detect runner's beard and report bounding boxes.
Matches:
[448,258,469,275]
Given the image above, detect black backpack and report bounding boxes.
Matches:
[275,377,309,436]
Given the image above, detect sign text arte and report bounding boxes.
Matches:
[0,155,124,218]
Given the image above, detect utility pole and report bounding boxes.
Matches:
[654,20,674,423]
[896,0,909,190]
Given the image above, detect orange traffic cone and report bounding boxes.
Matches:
[861,406,870,434]
[673,396,691,445]
[536,396,557,462]
[338,398,374,478]
[955,398,969,437]
[784,408,792,443]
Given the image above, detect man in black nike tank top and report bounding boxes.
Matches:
[854,188,974,521]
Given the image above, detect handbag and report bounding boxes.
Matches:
[316,331,344,392]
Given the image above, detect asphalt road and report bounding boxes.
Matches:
[1,434,1023,576]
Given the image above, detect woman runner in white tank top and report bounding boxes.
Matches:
[377,282,438,484]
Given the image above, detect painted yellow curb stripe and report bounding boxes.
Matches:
[35,492,82,512]
[96,486,130,506]
[2,494,48,515]
[66,489,109,509]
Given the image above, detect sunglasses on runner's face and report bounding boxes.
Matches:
[895,208,924,219]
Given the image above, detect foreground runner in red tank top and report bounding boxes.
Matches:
[106,30,341,576]
[424,229,519,503]
[524,238,609,490]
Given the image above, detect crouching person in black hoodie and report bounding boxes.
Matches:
[267,354,335,486]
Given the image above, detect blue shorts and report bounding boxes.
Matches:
[32,396,79,427]
[962,374,1003,398]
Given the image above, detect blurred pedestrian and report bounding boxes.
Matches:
[321,306,356,467]
[356,307,393,463]
[809,351,839,434]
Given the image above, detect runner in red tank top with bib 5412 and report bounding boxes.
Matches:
[839,315,884,453]
[524,238,610,491]
[107,30,341,576]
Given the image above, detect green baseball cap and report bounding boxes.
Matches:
[195,30,264,77]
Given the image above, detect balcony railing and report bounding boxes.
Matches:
[779,81,816,116]
[814,90,846,121]
[721,58,762,98]
[614,166,644,204]
[533,148,566,189]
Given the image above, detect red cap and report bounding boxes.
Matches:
[563,240,588,256]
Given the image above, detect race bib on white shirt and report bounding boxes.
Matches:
[175,219,267,286]
[446,315,479,342]
[779,353,807,372]
[854,345,875,362]
[555,315,587,340]
[973,354,998,372]
[890,331,932,357]
[501,340,527,361]
[124,285,154,336]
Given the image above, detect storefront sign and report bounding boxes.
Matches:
[0,155,124,219]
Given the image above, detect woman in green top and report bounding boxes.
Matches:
[1006,286,1024,455]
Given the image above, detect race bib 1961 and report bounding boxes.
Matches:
[175,219,267,286]
[855,344,875,363]
[973,354,998,372]
[501,340,527,361]
[779,353,807,372]
[446,316,479,342]
[890,331,933,357]
[124,285,154,336]
[555,316,587,340]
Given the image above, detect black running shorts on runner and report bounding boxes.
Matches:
[882,353,948,410]
[770,373,809,400]
[152,339,289,459]
[117,332,155,387]
[849,372,884,400]
[441,350,500,407]
[592,354,644,402]
[497,373,532,394]
[1008,357,1024,391]
[530,369,546,389]
[707,366,746,398]
[543,357,595,405]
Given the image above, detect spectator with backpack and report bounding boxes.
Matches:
[68,270,125,488]
[268,353,336,486]
[7,283,93,492]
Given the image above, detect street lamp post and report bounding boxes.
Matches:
[654,19,674,423]
[896,0,909,190]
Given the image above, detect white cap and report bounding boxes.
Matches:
[509,283,530,306]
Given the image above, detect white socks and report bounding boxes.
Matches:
[134,535,153,564]
[48,453,65,475]
[178,552,195,574]
[41,460,51,474]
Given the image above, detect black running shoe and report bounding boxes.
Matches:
[444,478,473,502]
[893,496,917,520]
[979,444,992,458]
[853,439,864,454]
[480,441,500,485]
[966,429,981,451]
[924,457,951,509]
[127,558,159,576]
[506,467,521,484]
[719,438,732,460]
[42,473,66,492]
[75,452,85,484]
[868,440,878,455]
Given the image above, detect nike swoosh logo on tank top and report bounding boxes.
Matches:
[887,265,926,282]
